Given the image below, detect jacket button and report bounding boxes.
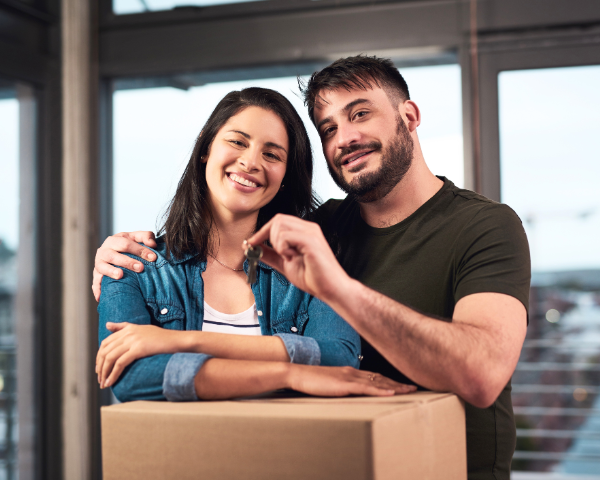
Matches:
[290,326,298,333]
[161,308,168,315]
[257,310,263,316]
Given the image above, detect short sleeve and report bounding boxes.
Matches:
[453,203,531,312]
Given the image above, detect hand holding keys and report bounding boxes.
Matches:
[243,240,263,285]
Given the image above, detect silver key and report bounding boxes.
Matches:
[244,244,263,285]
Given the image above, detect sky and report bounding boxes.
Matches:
[0,99,19,251]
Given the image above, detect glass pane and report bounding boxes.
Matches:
[113,0,265,15]
[0,88,19,480]
[500,65,600,476]
[112,63,462,234]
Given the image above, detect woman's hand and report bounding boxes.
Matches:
[97,322,184,389]
[93,231,158,302]
[287,364,417,397]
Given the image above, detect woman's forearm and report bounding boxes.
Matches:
[194,359,417,400]
[181,331,290,362]
[194,358,290,400]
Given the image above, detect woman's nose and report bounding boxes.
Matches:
[238,148,261,171]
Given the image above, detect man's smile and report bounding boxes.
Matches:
[341,150,376,167]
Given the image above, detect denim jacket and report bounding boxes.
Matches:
[98,240,360,403]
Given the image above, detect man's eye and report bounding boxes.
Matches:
[354,111,368,120]
[321,126,336,137]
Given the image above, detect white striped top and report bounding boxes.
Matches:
[202,301,262,336]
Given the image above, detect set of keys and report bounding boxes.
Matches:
[243,241,263,285]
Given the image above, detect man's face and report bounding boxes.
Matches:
[313,86,414,203]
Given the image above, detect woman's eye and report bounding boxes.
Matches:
[264,152,281,162]
[228,140,245,147]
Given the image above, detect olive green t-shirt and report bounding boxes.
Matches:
[313,177,531,480]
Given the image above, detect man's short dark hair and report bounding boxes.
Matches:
[300,55,410,123]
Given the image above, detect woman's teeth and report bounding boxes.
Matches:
[229,173,258,188]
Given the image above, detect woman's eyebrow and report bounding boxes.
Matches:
[228,130,287,154]
[229,130,251,139]
[265,142,287,154]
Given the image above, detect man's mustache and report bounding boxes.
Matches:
[333,141,382,168]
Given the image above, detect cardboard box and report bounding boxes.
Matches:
[101,391,466,480]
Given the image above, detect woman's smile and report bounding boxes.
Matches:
[226,171,262,190]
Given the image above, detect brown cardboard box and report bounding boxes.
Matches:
[101,391,466,480]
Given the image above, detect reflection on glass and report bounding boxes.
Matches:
[0,91,19,480]
[500,65,600,475]
[113,0,264,15]
[112,64,463,234]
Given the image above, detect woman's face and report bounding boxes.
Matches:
[204,106,288,219]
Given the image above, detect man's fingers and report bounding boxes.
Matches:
[132,231,158,249]
[105,235,156,263]
[256,244,285,272]
[92,268,103,302]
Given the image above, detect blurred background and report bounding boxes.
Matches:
[1,0,599,479]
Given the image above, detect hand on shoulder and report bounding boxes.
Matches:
[92,231,158,302]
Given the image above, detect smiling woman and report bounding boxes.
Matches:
[96,87,414,402]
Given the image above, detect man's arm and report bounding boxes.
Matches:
[325,283,526,408]
[248,214,527,408]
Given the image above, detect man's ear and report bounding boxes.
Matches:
[401,100,421,132]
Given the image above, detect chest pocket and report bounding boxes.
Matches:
[272,311,309,336]
[146,301,185,330]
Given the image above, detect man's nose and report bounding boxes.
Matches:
[335,121,361,149]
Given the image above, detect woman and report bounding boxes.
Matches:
[97,87,412,402]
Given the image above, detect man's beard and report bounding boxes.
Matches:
[327,115,414,204]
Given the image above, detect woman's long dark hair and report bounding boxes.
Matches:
[158,87,318,261]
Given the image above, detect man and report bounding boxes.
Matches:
[94,56,530,480]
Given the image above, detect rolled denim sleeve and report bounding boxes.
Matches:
[163,353,213,401]
[275,334,321,365]
[304,296,361,368]
[98,268,172,402]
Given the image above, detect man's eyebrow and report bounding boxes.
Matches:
[316,98,372,132]
[228,130,287,153]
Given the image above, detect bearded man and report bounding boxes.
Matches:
[93,56,530,480]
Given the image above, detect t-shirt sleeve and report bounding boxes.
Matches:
[453,203,531,312]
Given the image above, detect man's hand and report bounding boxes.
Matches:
[97,322,183,389]
[92,231,157,302]
[247,214,349,302]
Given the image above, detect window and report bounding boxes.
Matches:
[500,65,600,476]
[0,81,37,480]
[113,0,265,15]
[111,63,463,234]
